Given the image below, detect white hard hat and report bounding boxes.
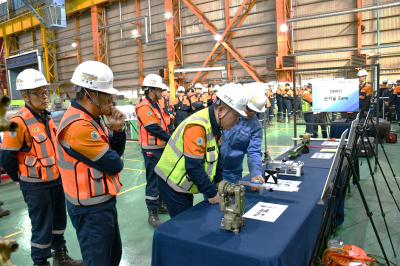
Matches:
[177,86,185,92]
[142,74,163,90]
[382,78,388,83]
[202,87,208,94]
[396,77,400,83]
[194,83,202,89]
[71,61,118,95]
[161,83,170,92]
[388,81,395,85]
[214,85,220,91]
[247,84,267,113]
[216,83,249,117]
[357,69,368,77]
[16,69,50,91]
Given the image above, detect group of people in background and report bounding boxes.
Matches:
[379,77,400,131]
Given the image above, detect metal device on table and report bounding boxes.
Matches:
[269,159,304,177]
[218,180,245,235]
[0,96,19,266]
[289,134,311,159]
[323,238,375,266]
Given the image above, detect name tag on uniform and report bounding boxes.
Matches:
[207,147,215,152]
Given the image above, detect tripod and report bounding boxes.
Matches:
[262,109,272,163]
[309,122,391,266]
[365,112,400,193]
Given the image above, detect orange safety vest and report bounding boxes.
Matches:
[136,97,170,150]
[12,106,59,183]
[55,107,122,206]
[265,98,271,108]
[395,86,400,97]
[276,88,282,95]
[359,83,372,99]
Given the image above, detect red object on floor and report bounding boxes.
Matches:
[1,167,10,182]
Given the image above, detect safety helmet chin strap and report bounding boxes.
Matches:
[82,87,110,131]
[215,98,232,130]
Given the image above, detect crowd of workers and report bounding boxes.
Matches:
[0,61,400,266]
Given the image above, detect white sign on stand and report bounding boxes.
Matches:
[312,79,359,112]
[115,105,137,121]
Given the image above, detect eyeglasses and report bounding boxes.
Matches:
[99,92,115,102]
[246,106,257,114]
[28,89,51,97]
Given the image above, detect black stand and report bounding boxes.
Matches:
[365,113,400,193]
[309,118,391,266]
[262,110,272,163]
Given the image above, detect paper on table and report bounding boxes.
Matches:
[264,180,301,192]
[311,153,334,159]
[243,202,288,222]
[321,141,340,146]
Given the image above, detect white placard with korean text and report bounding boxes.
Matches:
[312,79,359,112]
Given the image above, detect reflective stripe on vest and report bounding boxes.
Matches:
[135,97,170,150]
[154,108,218,194]
[13,106,59,183]
[55,106,122,206]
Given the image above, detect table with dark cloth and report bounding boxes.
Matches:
[152,141,347,266]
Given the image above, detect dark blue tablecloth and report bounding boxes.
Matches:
[152,163,336,266]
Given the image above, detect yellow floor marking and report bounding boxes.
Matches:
[123,168,146,172]
[123,158,144,162]
[5,227,32,238]
[4,180,147,239]
[117,183,147,195]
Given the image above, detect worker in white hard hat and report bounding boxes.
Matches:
[265,83,275,125]
[394,78,400,132]
[55,61,125,266]
[191,83,205,113]
[202,83,217,107]
[357,69,372,117]
[220,83,266,186]
[160,83,174,132]
[173,86,191,127]
[154,83,250,218]
[383,81,396,122]
[379,78,389,114]
[135,74,171,228]
[0,69,84,266]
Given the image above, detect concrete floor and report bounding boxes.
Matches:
[1,120,400,266]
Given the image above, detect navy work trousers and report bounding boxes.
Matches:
[157,176,194,218]
[69,204,122,266]
[283,99,292,119]
[22,184,67,265]
[142,149,164,209]
[304,112,314,134]
[276,100,283,118]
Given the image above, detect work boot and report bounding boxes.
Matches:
[268,121,275,126]
[148,209,162,228]
[34,262,50,266]
[0,207,10,218]
[52,246,84,266]
[157,200,169,214]
[287,118,291,124]
[0,201,4,205]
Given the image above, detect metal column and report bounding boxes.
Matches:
[275,0,293,82]
[91,5,108,64]
[41,26,57,83]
